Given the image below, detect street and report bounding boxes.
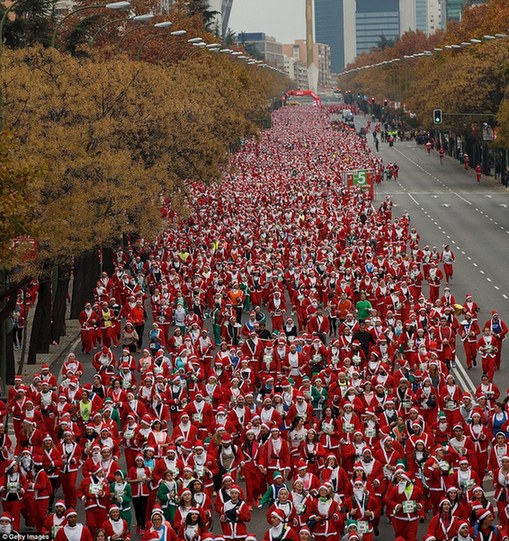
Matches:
[39,111,509,541]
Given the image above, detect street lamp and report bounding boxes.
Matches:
[51,1,131,48]
[115,20,172,50]
[89,12,153,45]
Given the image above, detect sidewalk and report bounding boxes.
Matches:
[14,297,80,380]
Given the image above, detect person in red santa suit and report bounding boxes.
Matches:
[493,455,509,518]
[55,509,93,541]
[267,288,286,333]
[307,307,330,344]
[262,508,299,541]
[387,469,424,541]
[184,391,215,440]
[77,465,110,536]
[171,412,198,444]
[92,346,116,384]
[286,393,314,428]
[483,310,508,371]
[459,312,480,369]
[260,426,291,483]
[217,484,251,541]
[0,460,26,531]
[31,455,53,532]
[211,433,245,484]
[141,506,178,541]
[79,303,98,355]
[101,504,130,541]
[306,484,343,541]
[425,498,462,541]
[427,262,443,304]
[477,327,500,382]
[59,430,81,509]
[43,499,67,539]
[423,446,453,514]
[343,479,380,541]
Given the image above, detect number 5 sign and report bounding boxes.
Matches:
[345,169,374,199]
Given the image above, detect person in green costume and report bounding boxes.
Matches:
[110,470,133,527]
[156,469,180,524]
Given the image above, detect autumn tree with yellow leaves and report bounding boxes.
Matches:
[0,21,289,373]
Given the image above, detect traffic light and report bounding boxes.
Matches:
[433,109,443,124]
[371,97,375,103]
[383,99,388,107]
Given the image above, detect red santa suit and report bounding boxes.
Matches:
[55,520,93,541]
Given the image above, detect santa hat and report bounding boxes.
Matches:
[65,509,78,518]
[55,500,66,509]
[221,433,232,444]
[151,505,164,518]
[0,513,12,522]
[476,508,492,522]
[270,508,286,522]
[230,485,241,494]
[109,505,120,514]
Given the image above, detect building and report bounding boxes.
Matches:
[207,0,234,38]
[282,40,332,90]
[235,33,285,67]
[412,0,442,34]
[316,0,420,73]
[441,0,464,22]
[314,0,345,75]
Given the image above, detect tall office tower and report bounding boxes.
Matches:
[314,0,345,74]
[355,0,400,56]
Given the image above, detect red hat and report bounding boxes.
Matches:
[230,485,241,494]
[476,508,492,522]
[297,459,308,470]
[151,505,164,518]
[0,512,12,522]
[270,508,286,522]
[221,433,232,444]
[65,509,78,518]
[492,310,498,316]
[55,500,66,509]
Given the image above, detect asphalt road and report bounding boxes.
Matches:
[44,116,509,540]
[368,129,509,397]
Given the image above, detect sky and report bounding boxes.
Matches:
[228,0,307,44]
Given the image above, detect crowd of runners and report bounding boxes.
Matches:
[3,106,509,541]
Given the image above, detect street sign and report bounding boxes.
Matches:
[345,169,375,199]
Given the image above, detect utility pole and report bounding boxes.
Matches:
[305,0,318,92]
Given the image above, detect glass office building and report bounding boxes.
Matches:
[314,0,345,74]
[355,0,400,55]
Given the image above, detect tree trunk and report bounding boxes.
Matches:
[70,249,100,319]
[5,322,15,385]
[102,247,114,276]
[27,278,52,365]
[51,263,71,342]
[0,276,31,384]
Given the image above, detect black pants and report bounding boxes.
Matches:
[133,496,148,528]
[133,324,145,349]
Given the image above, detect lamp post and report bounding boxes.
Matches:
[134,23,183,60]
[89,12,153,45]
[50,1,130,48]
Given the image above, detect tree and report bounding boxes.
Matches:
[0,0,57,48]
[2,44,286,364]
